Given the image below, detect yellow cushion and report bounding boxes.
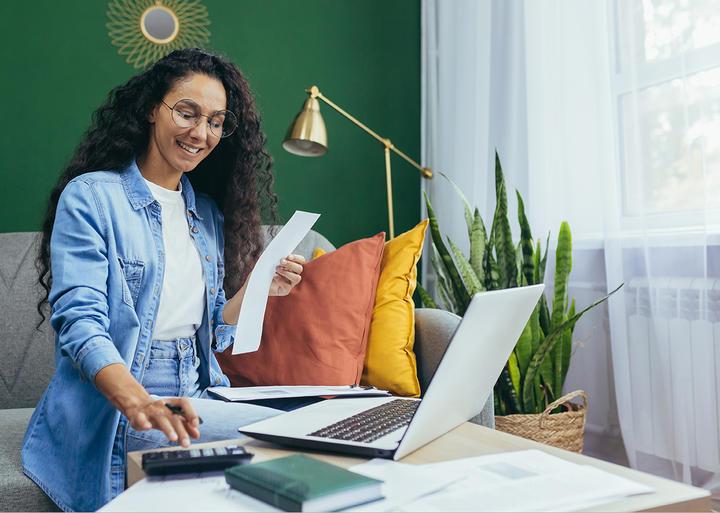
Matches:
[312,247,327,260]
[360,219,428,397]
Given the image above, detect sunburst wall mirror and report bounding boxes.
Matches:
[107,0,211,69]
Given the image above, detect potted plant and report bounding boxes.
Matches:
[418,152,621,452]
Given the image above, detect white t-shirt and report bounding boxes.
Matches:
[143,177,205,341]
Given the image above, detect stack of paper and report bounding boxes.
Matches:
[206,385,390,402]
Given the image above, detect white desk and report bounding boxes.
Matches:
[126,422,711,512]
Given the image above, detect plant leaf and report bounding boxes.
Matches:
[469,208,487,287]
[530,303,542,353]
[431,244,456,311]
[516,241,525,286]
[492,151,517,289]
[539,349,555,404]
[551,221,573,329]
[551,227,573,399]
[560,298,577,390]
[540,231,550,282]
[425,192,471,313]
[448,237,483,295]
[499,365,520,414]
[533,374,543,413]
[438,171,474,237]
[533,239,541,285]
[485,248,500,290]
[438,284,453,311]
[494,389,502,416]
[430,243,456,311]
[515,318,533,377]
[416,283,438,309]
[508,352,522,408]
[521,284,623,411]
[539,291,551,336]
[517,190,535,285]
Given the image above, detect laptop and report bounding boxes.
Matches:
[239,284,544,460]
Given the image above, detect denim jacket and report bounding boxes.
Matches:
[22,161,235,512]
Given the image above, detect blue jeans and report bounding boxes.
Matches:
[126,337,283,452]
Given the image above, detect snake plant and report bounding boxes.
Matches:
[418,151,621,414]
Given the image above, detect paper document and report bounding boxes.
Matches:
[100,473,277,512]
[393,450,654,512]
[347,459,463,512]
[207,385,391,402]
[232,211,320,354]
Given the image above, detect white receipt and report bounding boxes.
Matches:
[231,211,320,354]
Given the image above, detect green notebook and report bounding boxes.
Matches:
[224,454,383,512]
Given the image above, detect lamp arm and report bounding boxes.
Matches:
[391,146,433,179]
[311,87,433,179]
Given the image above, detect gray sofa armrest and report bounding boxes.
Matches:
[414,308,495,429]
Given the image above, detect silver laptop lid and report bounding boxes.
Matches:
[394,284,544,460]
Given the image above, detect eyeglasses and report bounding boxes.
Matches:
[161,98,238,138]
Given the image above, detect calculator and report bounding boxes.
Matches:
[141,445,253,476]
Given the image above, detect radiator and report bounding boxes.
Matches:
[626,277,720,472]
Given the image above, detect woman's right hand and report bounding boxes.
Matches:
[125,396,201,448]
[94,364,201,448]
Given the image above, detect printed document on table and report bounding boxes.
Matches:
[346,459,463,512]
[232,211,320,354]
[100,473,277,512]
[206,385,391,402]
[393,450,654,512]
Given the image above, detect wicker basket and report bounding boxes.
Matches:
[495,390,588,452]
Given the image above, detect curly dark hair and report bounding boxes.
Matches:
[35,48,277,328]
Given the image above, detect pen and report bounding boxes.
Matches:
[164,403,203,425]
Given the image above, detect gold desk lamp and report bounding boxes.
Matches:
[283,85,433,239]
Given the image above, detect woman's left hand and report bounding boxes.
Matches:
[269,254,306,296]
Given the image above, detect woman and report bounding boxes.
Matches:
[22,48,305,512]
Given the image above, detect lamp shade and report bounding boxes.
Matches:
[282,97,328,157]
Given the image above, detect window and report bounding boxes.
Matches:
[613,0,720,221]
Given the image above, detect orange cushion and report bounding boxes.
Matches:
[361,220,428,397]
[217,232,386,386]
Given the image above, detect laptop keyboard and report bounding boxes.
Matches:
[307,399,420,443]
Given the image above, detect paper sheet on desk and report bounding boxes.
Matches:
[99,473,280,512]
[232,211,320,354]
[347,459,464,512]
[207,385,390,402]
[394,450,654,512]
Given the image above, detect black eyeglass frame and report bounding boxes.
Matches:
[161,98,238,139]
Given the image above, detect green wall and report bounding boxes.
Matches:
[0,0,421,246]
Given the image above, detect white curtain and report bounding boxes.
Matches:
[422,0,720,494]
[421,0,528,268]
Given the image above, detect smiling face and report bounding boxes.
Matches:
[146,72,228,174]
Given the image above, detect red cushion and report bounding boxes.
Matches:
[217,232,385,386]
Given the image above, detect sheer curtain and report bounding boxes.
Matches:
[422,0,720,493]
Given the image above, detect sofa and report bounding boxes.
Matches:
[0,230,494,512]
